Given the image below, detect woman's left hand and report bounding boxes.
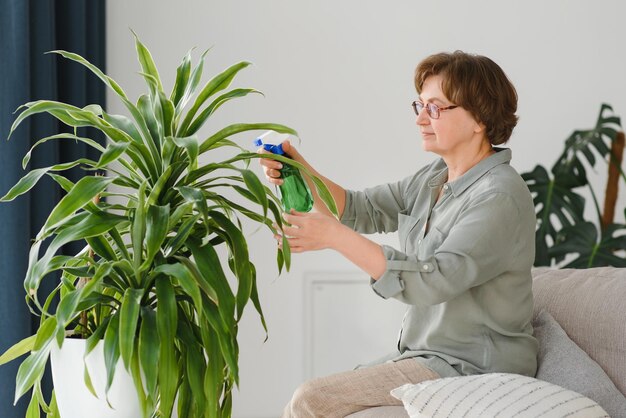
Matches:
[274,210,343,253]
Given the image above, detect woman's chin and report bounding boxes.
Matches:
[421,139,436,152]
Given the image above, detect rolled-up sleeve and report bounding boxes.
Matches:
[341,169,431,234]
[371,192,524,306]
[340,184,405,234]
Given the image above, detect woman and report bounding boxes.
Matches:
[260,51,538,417]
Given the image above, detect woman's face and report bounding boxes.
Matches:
[416,75,485,159]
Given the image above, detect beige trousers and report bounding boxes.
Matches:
[281,359,439,418]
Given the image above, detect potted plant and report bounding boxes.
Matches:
[0,33,337,418]
[522,103,626,267]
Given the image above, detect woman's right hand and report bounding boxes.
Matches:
[258,139,299,186]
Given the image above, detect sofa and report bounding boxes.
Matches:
[347,267,626,417]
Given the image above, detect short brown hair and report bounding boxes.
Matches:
[414,51,518,145]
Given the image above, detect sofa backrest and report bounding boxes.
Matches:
[531,267,626,395]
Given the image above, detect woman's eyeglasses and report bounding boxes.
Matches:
[411,101,458,119]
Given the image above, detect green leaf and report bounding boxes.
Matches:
[49,50,128,100]
[140,204,170,271]
[46,390,60,418]
[178,61,251,136]
[179,324,207,413]
[155,276,178,416]
[205,299,239,386]
[86,235,118,261]
[33,317,57,352]
[186,88,263,136]
[132,182,148,272]
[552,103,622,185]
[2,158,95,203]
[177,186,209,222]
[187,239,235,318]
[164,213,200,258]
[82,359,98,399]
[239,168,269,218]
[9,100,84,139]
[41,176,115,237]
[138,308,159,398]
[155,275,177,341]
[521,165,586,266]
[158,343,178,418]
[137,94,162,166]
[22,133,104,169]
[0,335,36,366]
[199,123,298,154]
[170,49,192,107]
[25,392,40,418]
[282,234,292,272]
[201,325,223,413]
[171,135,199,171]
[174,49,210,118]
[155,262,204,308]
[132,30,164,93]
[96,141,131,169]
[26,211,125,295]
[249,263,268,340]
[158,90,175,138]
[168,201,193,229]
[310,175,339,216]
[85,318,109,356]
[209,210,252,319]
[119,288,144,370]
[130,343,148,416]
[177,379,192,418]
[0,167,50,202]
[54,289,84,334]
[14,322,54,404]
[103,312,121,394]
[101,112,143,144]
[550,222,626,268]
[146,166,173,207]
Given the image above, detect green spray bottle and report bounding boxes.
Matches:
[254,132,314,212]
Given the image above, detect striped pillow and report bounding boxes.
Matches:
[391,373,609,418]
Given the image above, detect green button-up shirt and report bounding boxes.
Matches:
[340,148,538,378]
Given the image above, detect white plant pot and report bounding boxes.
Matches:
[50,338,141,418]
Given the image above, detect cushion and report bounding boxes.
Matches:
[531,267,626,395]
[346,406,408,418]
[534,310,626,418]
[390,373,609,418]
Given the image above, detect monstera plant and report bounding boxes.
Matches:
[522,103,626,268]
[0,33,336,418]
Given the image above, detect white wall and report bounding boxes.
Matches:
[106,1,626,416]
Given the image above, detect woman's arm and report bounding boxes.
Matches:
[278,210,387,280]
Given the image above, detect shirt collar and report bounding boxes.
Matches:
[427,148,512,196]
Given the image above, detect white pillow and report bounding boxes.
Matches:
[391,373,609,418]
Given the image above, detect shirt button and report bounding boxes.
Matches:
[422,264,430,271]
[443,184,449,190]
[417,239,422,245]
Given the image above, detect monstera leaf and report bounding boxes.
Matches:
[521,165,585,265]
[522,103,625,268]
[549,222,626,268]
[552,103,621,185]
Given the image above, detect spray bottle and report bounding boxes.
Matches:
[254,131,314,213]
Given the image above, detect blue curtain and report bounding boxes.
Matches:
[0,1,106,417]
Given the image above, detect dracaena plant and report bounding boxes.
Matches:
[0,33,337,418]
[522,103,626,268]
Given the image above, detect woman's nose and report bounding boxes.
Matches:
[416,110,429,126]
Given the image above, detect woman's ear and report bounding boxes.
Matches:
[474,121,486,134]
